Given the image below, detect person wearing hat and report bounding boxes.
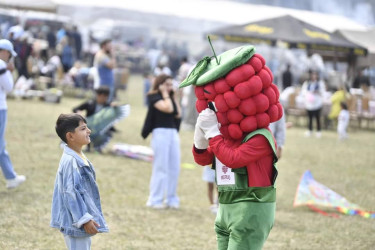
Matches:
[94,39,116,102]
[0,39,26,189]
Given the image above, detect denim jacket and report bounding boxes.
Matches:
[50,145,109,237]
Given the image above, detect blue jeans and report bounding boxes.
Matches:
[0,110,16,180]
[147,128,180,207]
[64,235,91,250]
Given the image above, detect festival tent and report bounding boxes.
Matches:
[208,15,367,57]
[335,28,375,67]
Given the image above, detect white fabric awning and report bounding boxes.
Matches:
[54,0,368,32]
[0,0,57,13]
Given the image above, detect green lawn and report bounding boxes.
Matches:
[1,74,374,249]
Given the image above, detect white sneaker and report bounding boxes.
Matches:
[168,204,180,210]
[315,132,322,138]
[304,131,312,137]
[6,175,26,189]
[147,203,167,210]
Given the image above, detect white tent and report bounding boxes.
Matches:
[53,0,368,32]
[336,28,375,67]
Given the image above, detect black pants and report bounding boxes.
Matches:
[307,109,321,131]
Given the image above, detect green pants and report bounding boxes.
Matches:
[215,202,275,250]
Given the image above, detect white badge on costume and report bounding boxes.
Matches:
[215,158,235,185]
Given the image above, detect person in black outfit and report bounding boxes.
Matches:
[282,64,293,90]
[141,74,182,209]
[73,86,110,117]
[352,70,370,89]
[73,86,112,151]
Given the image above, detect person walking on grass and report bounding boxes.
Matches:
[0,39,26,189]
[301,70,326,138]
[51,114,108,249]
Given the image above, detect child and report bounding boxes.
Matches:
[337,102,350,140]
[197,105,218,214]
[202,165,218,214]
[73,86,116,151]
[51,114,108,249]
[73,86,111,117]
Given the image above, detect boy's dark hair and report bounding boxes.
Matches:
[100,39,111,48]
[95,86,110,96]
[340,102,348,110]
[55,113,87,143]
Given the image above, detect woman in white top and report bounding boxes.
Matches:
[301,70,326,137]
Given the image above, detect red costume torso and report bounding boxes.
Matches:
[193,129,276,187]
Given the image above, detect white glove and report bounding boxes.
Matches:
[194,121,209,149]
[197,108,221,140]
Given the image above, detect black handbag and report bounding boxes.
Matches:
[141,106,154,139]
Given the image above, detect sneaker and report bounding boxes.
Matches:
[304,131,312,137]
[147,203,167,210]
[315,132,322,138]
[6,175,26,189]
[168,204,180,210]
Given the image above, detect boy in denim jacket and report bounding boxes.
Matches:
[51,114,108,250]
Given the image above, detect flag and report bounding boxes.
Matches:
[294,170,375,218]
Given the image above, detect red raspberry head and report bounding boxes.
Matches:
[276,103,283,120]
[217,112,229,126]
[253,54,265,67]
[227,109,244,124]
[258,69,272,89]
[263,86,277,105]
[203,83,217,100]
[195,86,205,100]
[238,98,256,116]
[253,93,270,113]
[214,94,229,113]
[192,52,283,141]
[213,78,231,94]
[270,83,280,100]
[264,65,274,83]
[248,56,263,72]
[220,125,230,138]
[267,104,279,122]
[240,116,257,132]
[256,113,270,129]
[225,64,255,87]
[228,124,243,140]
[224,91,241,109]
[196,99,208,113]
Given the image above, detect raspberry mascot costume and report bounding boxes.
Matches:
[180,41,283,250]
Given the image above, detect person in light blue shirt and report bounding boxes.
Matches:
[94,39,116,102]
[269,108,286,159]
[51,114,108,250]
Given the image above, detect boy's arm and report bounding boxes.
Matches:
[62,159,94,229]
[72,101,90,114]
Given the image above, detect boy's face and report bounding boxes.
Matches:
[67,121,91,146]
[96,94,109,104]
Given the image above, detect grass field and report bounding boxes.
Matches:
[1,74,375,250]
